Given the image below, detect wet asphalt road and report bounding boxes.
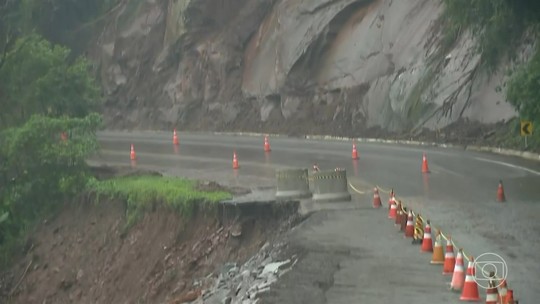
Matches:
[91,130,540,303]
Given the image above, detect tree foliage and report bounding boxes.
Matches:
[1,0,119,42]
[0,114,102,261]
[441,0,540,70]
[507,51,540,122]
[0,1,107,265]
[0,33,101,128]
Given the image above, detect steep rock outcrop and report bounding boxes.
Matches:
[90,0,529,137]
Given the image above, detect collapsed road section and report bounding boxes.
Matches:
[0,166,304,304]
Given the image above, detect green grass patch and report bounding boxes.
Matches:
[90,175,232,227]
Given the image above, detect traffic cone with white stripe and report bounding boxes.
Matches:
[422,152,430,173]
[421,220,433,252]
[373,188,382,208]
[460,256,481,301]
[498,279,508,303]
[232,150,239,169]
[450,249,465,291]
[404,211,414,238]
[352,142,359,160]
[130,144,137,160]
[387,189,394,210]
[442,238,456,275]
[388,191,397,219]
[497,180,506,202]
[485,285,499,304]
[173,128,179,145]
[264,135,271,152]
[394,201,402,226]
[484,273,500,304]
[430,231,444,264]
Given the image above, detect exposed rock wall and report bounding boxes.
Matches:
[90,0,530,137]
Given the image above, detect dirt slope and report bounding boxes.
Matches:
[0,195,292,304]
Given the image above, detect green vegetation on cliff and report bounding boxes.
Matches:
[442,0,540,149]
[0,34,101,128]
[0,2,107,266]
[506,52,540,149]
[442,0,540,70]
[1,0,119,52]
[0,114,102,267]
[90,176,232,228]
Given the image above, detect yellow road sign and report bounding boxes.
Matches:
[521,121,533,136]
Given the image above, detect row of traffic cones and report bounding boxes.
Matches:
[379,189,518,302]
[132,130,509,203]
[352,141,428,175]
[130,130,426,174]
[128,130,274,169]
[373,180,507,209]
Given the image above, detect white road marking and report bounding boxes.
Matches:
[474,157,540,176]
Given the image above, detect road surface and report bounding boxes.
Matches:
[91,131,540,303]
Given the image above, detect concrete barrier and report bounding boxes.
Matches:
[311,169,351,202]
[275,168,312,200]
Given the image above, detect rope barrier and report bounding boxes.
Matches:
[376,185,393,194]
[329,175,504,284]
[394,194,503,283]
[348,182,366,194]
[347,181,504,284]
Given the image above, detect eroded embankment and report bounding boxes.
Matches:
[0,168,301,304]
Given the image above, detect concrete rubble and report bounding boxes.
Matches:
[189,242,297,304]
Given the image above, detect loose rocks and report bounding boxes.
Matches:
[199,242,297,304]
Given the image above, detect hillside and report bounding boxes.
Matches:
[1,0,539,143]
[78,0,537,141]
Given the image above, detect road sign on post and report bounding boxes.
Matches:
[520,121,533,137]
[520,120,533,149]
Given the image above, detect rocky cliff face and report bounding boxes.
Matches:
[90,0,532,137]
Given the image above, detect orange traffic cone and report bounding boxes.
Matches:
[430,231,444,264]
[421,220,433,252]
[130,144,136,160]
[352,142,359,160]
[498,279,508,303]
[373,187,382,208]
[264,135,271,152]
[387,189,394,210]
[422,152,430,173]
[497,180,506,202]
[450,249,465,291]
[505,289,515,304]
[232,150,239,169]
[460,256,481,301]
[404,211,414,238]
[485,285,499,304]
[394,202,402,226]
[442,238,455,275]
[173,128,179,145]
[388,192,397,219]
